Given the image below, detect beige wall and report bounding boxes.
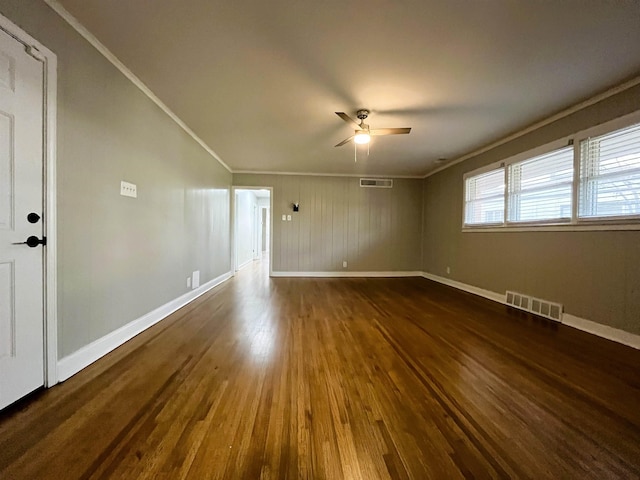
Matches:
[0,0,232,357]
[422,85,640,335]
[233,174,423,272]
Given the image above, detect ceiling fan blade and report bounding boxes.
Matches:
[334,135,354,147]
[335,112,362,130]
[369,127,411,136]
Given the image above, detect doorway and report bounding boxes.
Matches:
[232,187,272,276]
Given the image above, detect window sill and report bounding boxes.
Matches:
[462,222,640,233]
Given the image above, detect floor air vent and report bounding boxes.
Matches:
[360,178,393,188]
[505,291,563,322]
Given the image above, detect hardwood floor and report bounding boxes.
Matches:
[1,261,639,479]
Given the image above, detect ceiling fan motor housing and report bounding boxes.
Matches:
[356,109,370,121]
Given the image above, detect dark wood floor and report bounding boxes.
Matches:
[1,260,639,479]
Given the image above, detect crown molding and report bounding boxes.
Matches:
[44,0,232,173]
[423,74,640,179]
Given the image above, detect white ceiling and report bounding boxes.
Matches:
[56,0,640,177]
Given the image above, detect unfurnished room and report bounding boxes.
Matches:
[0,1,639,478]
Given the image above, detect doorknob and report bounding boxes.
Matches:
[12,236,46,247]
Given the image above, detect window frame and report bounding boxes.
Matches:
[462,110,640,232]
[575,117,640,224]
[505,143,574,226]
[462,163,506,227]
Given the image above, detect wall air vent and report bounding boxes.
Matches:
[505,291,563,322]
[360,178,393,188]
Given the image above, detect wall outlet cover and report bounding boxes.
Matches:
[192,270,200,289]
[120,181,137,198]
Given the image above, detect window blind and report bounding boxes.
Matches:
[579,122,640,219]
[507,147,573,222]
[464,168,505,225]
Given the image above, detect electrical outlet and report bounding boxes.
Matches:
[192,270,200,289]
[187,277,191,288]
[343,261,347,268]
[120,181,137,198]
[446,266,451,274]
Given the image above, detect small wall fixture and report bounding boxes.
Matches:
[292,202,299,212]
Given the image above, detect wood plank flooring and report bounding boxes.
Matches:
[1,260,639,479]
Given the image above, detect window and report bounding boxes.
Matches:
[507,147,573,223]
[462,114,640,230]
[578,123,640,219]
[464,167,505,225]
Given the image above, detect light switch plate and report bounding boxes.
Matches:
[282,214,286,221]
[120,181,137,198]
[287,215,292,221]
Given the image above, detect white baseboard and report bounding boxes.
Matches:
[271,271,423,278]
[562,313,640,350]
[57,271,233,382]
[421,271,640,350]
[421,272,506,305]
[236,258,253,271]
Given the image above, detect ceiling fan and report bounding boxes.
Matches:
[334,110,411,147]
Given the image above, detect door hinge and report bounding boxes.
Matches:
[25,45,45,62]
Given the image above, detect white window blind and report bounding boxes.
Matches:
[507,146,573,222]
[579,122,640,219]
[464,168,505,225]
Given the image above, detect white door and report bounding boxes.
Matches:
[0,29,45,410]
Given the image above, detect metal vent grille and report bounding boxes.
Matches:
[505,291,563,322]
[360,178,393,188]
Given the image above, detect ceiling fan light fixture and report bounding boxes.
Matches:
[354,132,371,144]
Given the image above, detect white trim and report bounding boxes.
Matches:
[43,0,231,174]
[421,272,506,304]
[573,110,640,143]
[0,14,59,387]
[424,75,640,179]
[563,313,640,350]
[501,137,573,169]
[271,271,423,278]
[236,258,253,271]
[57,271,233,381]
[43,43,58,388]
[462,161,505,181]
[233,170,423,179]
[462,223,640,233]
[421,272,640,350]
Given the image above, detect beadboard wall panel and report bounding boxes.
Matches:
[234,174,422,273]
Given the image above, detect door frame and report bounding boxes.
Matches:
[231,186,273,277]
[0,14,58,387]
